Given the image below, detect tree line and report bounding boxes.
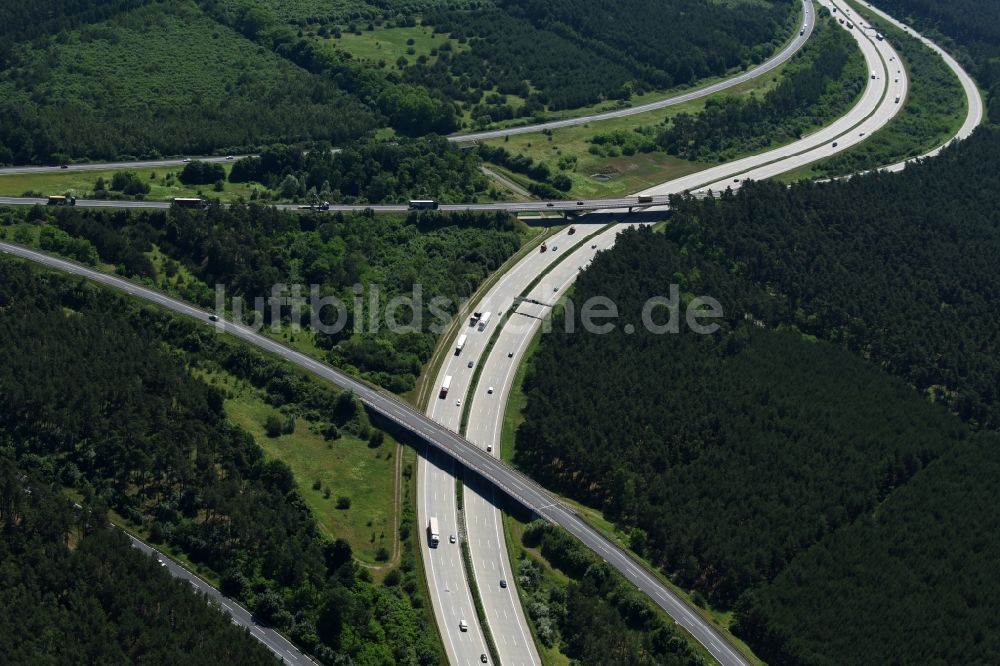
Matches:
[229,136,490,203]
[519,520,707,666]
[1,203,523,393]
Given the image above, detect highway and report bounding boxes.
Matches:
[0,194,671,214]
[124,531,313,665]
[640,0,909,197]
[0,1,982,664]
[422,228,586,666]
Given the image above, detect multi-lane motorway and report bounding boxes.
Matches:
[0,0,984,664]
[422,3,911,663]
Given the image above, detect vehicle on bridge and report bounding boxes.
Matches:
[428,517,440,547]
[408,199,439,210]
[637,195,654,203]
[46,195,76,206]
[172,197,205,208]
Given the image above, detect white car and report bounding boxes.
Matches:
[459,620,468,632]
[449,534,457,544]
[455,399,462,407]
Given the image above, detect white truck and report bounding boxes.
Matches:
[455,334,468,355]
[428,517,440,547]
[478,311,492,331]
[439,375,453,398]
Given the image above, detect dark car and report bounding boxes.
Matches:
[500,579,507,588]
[480,655,488,663]
[60,164,68,169]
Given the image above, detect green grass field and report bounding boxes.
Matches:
[317,23,468,69]
[199,368,398,566]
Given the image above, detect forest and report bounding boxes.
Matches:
[418,0,795,113]
[513,126,1000,663]
[515,226,969,605]
[517,520,707,666]
[0,457,276,665]
[0,257,442,665]
[667,126,1000,429]
[655,19,862,161]
[229,136,490,203]
[0,204,523,392]
[0,1,375,165]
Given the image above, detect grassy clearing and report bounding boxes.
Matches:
[317,23,468,68]
[0,163,261,201]
[198,367,398,566]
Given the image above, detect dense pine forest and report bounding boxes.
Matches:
[0,258,442,665]
[514,126,1000,664]
[419,0,795,113]
[0,205,523,392]
[0,458,277,665]
[667,126,1000,429]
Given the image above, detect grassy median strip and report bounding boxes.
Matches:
[455,478,503,665]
